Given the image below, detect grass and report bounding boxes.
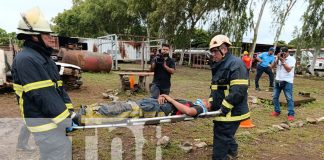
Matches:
[66,64,324,159]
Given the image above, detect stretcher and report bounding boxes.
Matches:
[73,110,222,129]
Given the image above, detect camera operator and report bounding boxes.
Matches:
[150,43,175,99]
[270,47,296,121]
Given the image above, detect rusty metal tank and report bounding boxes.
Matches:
[58,49,112,73]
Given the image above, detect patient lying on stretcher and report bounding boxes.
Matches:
[76,94,211,125]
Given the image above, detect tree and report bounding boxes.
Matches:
[128,0,156,38]
[151,0,253,65]
[53,0,145,37]
[301,0,324,75]
[0,28,17,46]
[249,0,268,55]
[209,0,253,47]
[276,40,287,46]
[0,28,9,45]
[271,0,297,50]
[53,0,252,66]
[145,0,223,65]
[191,29,210,48]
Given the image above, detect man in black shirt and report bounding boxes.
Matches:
[150,43,175,98]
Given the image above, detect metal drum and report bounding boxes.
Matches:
[59,49,112,73]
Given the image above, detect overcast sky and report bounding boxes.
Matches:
[0,0,307,44]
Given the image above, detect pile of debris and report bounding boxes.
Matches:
[102,89,120,101]
[254,116,324,134]
[156,136,208,153]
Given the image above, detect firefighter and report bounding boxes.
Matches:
[208,35,250,160]
[12,7,75,159]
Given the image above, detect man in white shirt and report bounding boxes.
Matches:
[270,47,296,121]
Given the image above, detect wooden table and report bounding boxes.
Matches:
[114,71,154,92]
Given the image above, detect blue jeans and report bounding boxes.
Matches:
[137,98,174,115]
[255,65,274,89]
[272,81,295,116]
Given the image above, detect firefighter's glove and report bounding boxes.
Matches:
[66,121,78,133]
[216,109,223,116]
[218,107,229,116]
[70,111,82,126]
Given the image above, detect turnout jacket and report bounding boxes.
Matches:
[209,52,250,122]
[12,41,72,133]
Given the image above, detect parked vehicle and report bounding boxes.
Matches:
[55,62,83,89]
[300,51,324,76]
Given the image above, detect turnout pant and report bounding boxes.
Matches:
[17,125,31,148]
[213,121,240,160]
[33,119,72,160]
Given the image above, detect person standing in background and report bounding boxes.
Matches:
[254,47,275,91]
[150,43,175,99]
[270,47,296,121]
[241,51,252,86]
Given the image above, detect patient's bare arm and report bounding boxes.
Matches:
[159,94,198,116]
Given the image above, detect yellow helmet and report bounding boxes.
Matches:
[243,51,249,55]
[209,34,232,50]
[17,7,52,39]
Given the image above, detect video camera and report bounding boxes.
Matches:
[155,49,165,64]
[280,47,288,58]
[280,52,285,58]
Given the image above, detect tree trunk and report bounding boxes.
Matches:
[188,39,193,66]
[145,21,150,70]
[249,0,268,54]
[273,0,297,49]
[179,49,185,65]
[188,49,192,66]
[273,26,282,50]
[309,45,320,75]
[141,38,145,70]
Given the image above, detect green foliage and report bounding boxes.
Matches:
[276,40,287,47]
[0,28,16,45]
[259,99,273,108]
[53,0,145,37]
[301,0,324,48]
[53,0,249,50]
[208,0,253,46]
[288,37,299,47]
[145,0,220,49]
[191,29,210,48]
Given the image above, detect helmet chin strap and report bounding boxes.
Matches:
[37,34,47,48]
[217,47,225,58]
[36,34,53,50]
[220,50,225,58]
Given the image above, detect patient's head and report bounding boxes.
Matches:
[202,99,211,111]
[194,99,211,111]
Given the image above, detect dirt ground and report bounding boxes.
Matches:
[0,64,323,160]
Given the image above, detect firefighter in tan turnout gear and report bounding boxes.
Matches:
[12,7,75,159]
[208,35,250,160]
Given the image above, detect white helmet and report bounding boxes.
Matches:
[17,7,52,39]
[209,34,232,50]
